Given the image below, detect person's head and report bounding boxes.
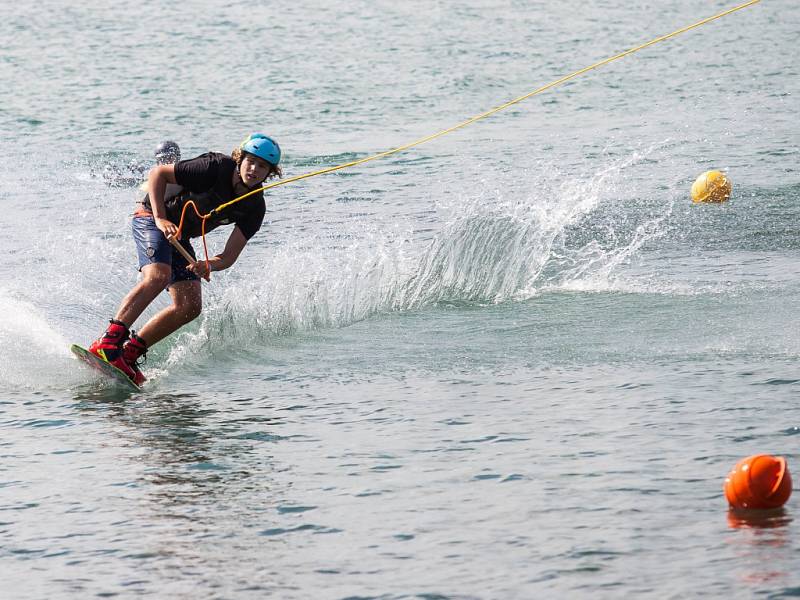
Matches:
[155,140,181,165]
[232,133,282,188]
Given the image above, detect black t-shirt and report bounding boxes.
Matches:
[143,152,266,241]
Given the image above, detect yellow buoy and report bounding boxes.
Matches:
[691,170,732,203]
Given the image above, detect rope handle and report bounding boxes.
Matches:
[170,200,211,281]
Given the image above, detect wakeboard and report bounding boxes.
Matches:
[70,344,141,391]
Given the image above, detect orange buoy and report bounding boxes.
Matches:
[724,454,792,510]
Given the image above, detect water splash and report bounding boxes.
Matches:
[397,142,676,306]
[173,143,677,358]
[0,291,76,388]
[13,141,682,371]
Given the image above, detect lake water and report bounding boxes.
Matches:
[1,0,799,597]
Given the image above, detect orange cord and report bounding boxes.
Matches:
[174,200,212,278]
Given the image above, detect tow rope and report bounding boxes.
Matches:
[171,0,760,279]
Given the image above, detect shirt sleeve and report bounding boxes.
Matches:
[235,199,266,240]
[173,153,221,193]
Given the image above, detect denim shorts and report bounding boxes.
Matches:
[131,216,199,284]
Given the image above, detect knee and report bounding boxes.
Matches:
[179,300,202,324]
[141,265,171,290]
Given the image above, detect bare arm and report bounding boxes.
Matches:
[147,164,179,238]
[187,226,248,279]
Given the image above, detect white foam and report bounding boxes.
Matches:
[0,292,75,388]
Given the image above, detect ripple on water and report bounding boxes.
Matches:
[259,524,342,537]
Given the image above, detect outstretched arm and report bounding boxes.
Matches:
[187,226,248,279]
[147,164,179,238]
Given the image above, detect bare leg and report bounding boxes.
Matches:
[114,262,172,327]
[136,279,202,347]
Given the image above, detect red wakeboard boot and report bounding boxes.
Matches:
[121,332,148,386]
[88,319,137,381]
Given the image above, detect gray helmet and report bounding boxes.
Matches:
[155,140,180,165]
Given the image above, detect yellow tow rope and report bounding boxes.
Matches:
[172,0,759,278]
[213,0,760,215]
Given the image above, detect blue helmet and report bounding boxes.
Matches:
[241,133,281,166]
